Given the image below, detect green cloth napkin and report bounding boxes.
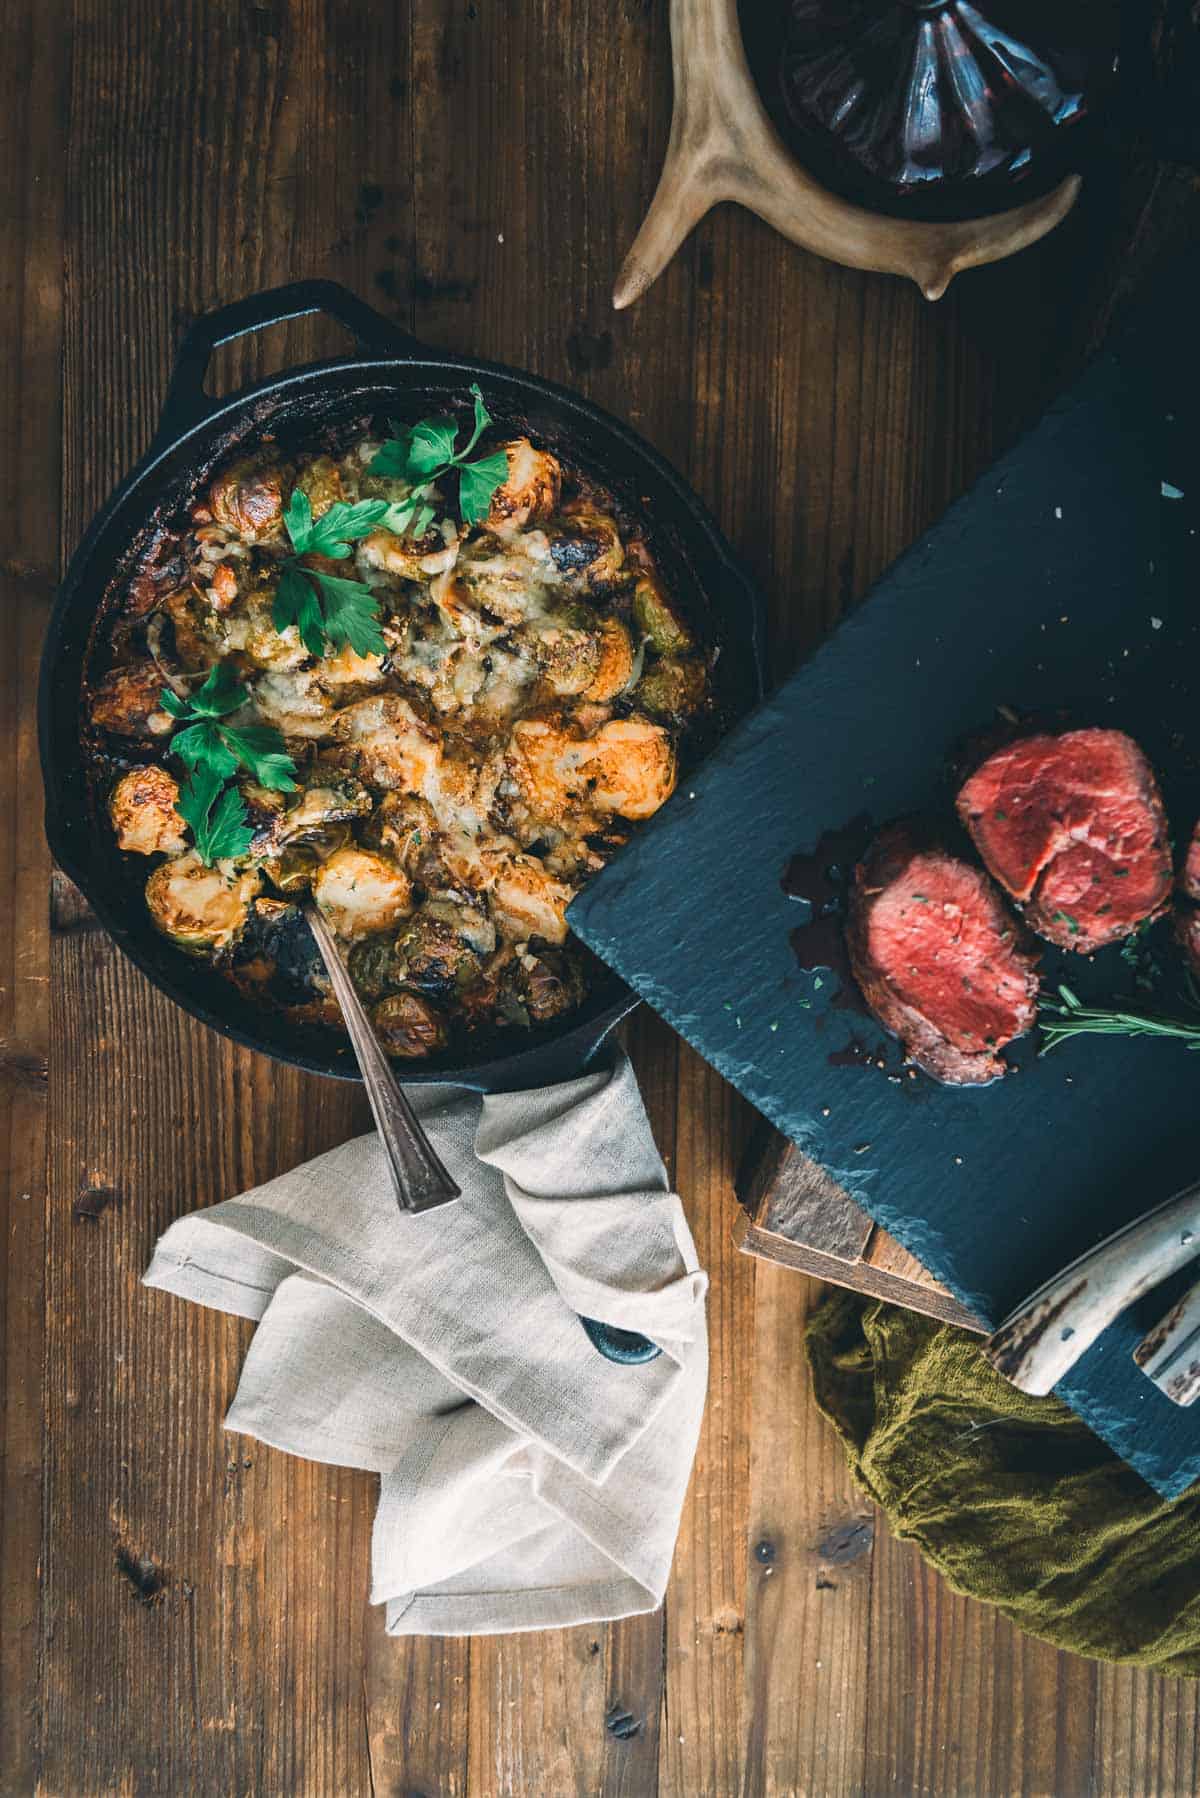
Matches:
[805,1292,1200,1675]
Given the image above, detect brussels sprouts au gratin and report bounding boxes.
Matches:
[88,393,711,1058]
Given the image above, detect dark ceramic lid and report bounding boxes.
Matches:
[744,0,1120,221]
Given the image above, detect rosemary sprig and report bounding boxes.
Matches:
[1038,983,1200,1055]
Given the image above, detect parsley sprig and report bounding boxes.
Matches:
[161,665,297,865]
[274,490,393,660]
[369,382,509,530]
[271,386,509,660]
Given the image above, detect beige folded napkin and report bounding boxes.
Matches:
[143,1047,707,1636]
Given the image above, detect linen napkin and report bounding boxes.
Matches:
[143,1047,708,1635]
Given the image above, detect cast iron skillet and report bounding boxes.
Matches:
[39,280,765,1089]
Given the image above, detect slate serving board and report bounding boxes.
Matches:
[570,256,1200,1497]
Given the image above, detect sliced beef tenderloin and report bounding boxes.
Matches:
[1175,820,1200,977]
[846,824,1040,1086]
[956,729,1172,953]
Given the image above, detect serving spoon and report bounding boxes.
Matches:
[303,903,661,1364]
[303,901,461,1212]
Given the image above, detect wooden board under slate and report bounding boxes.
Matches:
[733,1119,983,1333]
[571,255,1200,1498]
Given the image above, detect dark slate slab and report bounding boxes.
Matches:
[570,259,1200,1497]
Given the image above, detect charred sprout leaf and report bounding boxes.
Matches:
[1039,984,1200,1054]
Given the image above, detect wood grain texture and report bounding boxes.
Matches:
[7,0,1200,1791]
[0,3,65,1789]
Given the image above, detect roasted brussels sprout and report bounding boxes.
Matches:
[501,946,587,1025]
[371,990,449,1058]
[108,766,187,857]
[207,454,292,542]
[479,848,574,945]
[359,524,457,581]
[332,695,442,793]
[632,570,693,655]
[393,901,492,996]
[635,655,707,724]
[487,438,562,530]
[534,620,602,699]
[546,507,624,588]
[252,668,336,741]
[292,455,348,520]
[360,792,440,877]
[145,852,261,954]
[239,586,311,671]
[347,934,405,1002]
[311,846,413,940]
[583,617,636,702]
[261,826,351,895]
[90,663,175,739]
[277,772,374,842]
[583,716,677,819]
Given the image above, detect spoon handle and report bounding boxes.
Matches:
[304,903,461,1213]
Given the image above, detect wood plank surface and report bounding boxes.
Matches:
[5,0,1200,1792]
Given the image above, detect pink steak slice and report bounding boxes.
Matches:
[846,824,1040,1087]
[956,729,1172,953]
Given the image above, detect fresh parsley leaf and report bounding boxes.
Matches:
[171,720,239,780]
[368,430,412,479]
[216,724,300,792]
[282,487,315,554]
[176,764,255,866]
[304,498,391,559]
[161,669,297,790]
[307,570,388,656]
[196,780,256,864]
[273,564,327,658]
[458,448,511,526]
[365,383,508,531]
[466,382,492,450]
[182,662,248,719]
[160,686,190,720]
[404,416,460,479]
[277,495,395,655]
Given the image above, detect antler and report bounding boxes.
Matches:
[614,0,1080,310]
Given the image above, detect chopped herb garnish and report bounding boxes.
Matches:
[1052,909,1081,935]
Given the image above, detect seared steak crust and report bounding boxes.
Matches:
[1176,821,1200,977]
[956,729,1172,953]
[846,824,1040,1087]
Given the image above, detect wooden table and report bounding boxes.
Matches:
[5,5,1200,1792]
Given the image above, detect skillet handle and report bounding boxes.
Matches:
[152,279,425,448]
